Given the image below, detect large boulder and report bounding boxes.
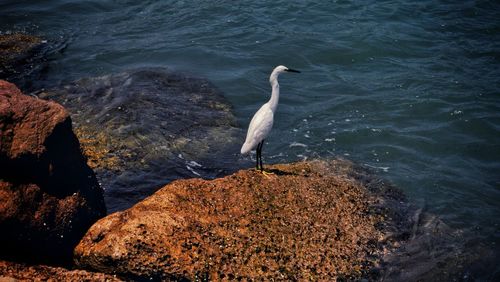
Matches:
[75,160,410,280]
[0,80,106,263]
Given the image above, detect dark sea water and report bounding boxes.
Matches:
[1,0,499,278]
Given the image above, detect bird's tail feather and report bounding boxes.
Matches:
[240,142,252,154]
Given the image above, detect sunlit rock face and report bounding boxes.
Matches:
[75,158,485,281]
[75,160,409,281]
[40,68,246,212]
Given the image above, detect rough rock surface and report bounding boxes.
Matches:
[0,260,121,282]
[0,80,106,263]
[39,68,244,212]
[75,160,409,281]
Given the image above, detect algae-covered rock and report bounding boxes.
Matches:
[74,158,486,281]
[0,33,48,90]
[75,159,409,281]
[40,68,244,212]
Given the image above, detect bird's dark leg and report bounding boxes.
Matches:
[259,140,264,172]
[255,143,260,170]
[256,141,263,171]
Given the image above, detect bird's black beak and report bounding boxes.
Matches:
[286,68,300,73]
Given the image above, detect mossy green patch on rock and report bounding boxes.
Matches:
[74,125,122,171]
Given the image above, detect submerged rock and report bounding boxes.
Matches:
[0,33,48,91]
[75,159,409,280]
[0,80,106,263]
[40,68,245,212]
[380,211,498,281]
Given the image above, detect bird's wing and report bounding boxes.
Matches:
[241,103,274,154]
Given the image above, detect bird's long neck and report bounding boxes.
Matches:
[269,75,280,112]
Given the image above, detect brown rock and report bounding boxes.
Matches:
[0,80,106,263]
[75,160,408,280]
[0,259,121,281]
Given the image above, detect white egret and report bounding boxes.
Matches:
[240,65,300,172]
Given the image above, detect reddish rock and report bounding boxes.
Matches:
[75,160,408,280]
[0,259,121,282]
[0,80,106,263]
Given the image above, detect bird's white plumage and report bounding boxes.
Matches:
[241,65,297,156]
[240,102,274,154]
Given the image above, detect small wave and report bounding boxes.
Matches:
[185,165,201,176]
[296,154,308,161]
[364,164,390,172]
[188,160,202,168]
[289,142,308,148]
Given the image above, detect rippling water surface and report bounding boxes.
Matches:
[1,0,499,277]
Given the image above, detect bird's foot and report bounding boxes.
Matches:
[260,170,275,178]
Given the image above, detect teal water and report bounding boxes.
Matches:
[1,0,499,276]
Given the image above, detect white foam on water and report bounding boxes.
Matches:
[186,165,201,176]
[289,142,307,148]
[364,164,390,172]
[188,160,202,167]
